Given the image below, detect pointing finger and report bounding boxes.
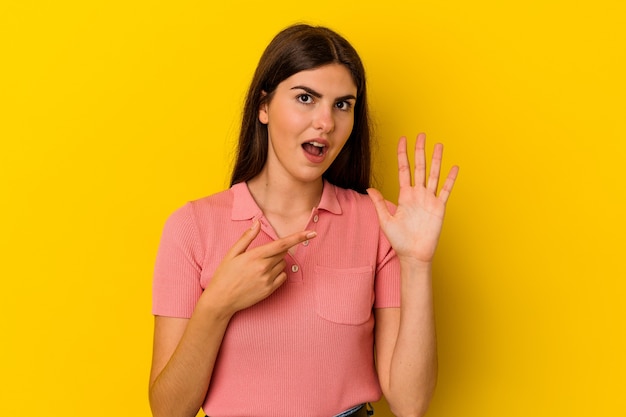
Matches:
[256,230,318,258]
[224,220,262,259]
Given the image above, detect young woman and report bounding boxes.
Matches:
[149,24,458,417]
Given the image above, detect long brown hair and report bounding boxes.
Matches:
[230,24,372,193]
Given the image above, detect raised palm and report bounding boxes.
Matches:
[367,133,459,263]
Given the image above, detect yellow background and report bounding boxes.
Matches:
[1,1,624,416]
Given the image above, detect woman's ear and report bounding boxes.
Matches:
[258,91,269,125]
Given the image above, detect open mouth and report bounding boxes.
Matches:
[302,141,326,157]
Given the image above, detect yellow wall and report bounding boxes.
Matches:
[1,1,624,415]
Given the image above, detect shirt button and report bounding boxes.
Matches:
[291,265,299,273]
[313,214,319,223]
[302,240,309,246]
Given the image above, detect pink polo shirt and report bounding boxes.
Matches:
[152,180,401,417]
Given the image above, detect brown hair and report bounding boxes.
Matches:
[230,24,371,193]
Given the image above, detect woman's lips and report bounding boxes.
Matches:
[301,140,328,163]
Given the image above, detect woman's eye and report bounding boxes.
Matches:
[297,94,312,104]
[336,101,352,111]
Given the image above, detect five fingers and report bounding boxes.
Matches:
[400,133,458,199]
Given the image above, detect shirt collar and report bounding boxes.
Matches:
[317,179,342,215]
[231,179,342,221]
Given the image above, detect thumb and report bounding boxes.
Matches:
[366,188,392,226]
[225,220,262,259]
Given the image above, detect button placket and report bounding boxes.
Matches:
[287,261,303,282]
[285,251,303,282]
[300,209,319,250]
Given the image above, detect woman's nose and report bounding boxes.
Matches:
[312,105,335,133]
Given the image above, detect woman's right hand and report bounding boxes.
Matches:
[203,220,316,316]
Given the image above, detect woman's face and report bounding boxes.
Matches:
[258,63,357,185]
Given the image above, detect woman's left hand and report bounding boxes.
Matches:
[367,133,459,264]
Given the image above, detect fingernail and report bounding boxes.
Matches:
[251,220,259,230]
[306,231,317,239]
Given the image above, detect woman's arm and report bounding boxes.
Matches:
[368,133,458,417]
[374,263,437,417]
[148,222,316,417]
[149,306,232,417]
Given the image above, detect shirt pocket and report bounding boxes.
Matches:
[313,265,375,325]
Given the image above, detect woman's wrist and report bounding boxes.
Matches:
[195,289,237,323]
[398,256,433,273]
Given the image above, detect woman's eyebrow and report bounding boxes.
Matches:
[291,85,356,102]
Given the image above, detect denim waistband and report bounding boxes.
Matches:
[333,402,372,417]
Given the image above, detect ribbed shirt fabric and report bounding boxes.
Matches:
[152,180,401,417]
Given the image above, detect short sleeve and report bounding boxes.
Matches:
[373,201,401,308]
[152,203,205,318]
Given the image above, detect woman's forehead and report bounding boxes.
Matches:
[280,64,357,96]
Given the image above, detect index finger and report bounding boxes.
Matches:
[255,230,318,258]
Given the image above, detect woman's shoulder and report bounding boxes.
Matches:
[164,186,238,229]
[188,186,237,212]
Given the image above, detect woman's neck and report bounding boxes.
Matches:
[246,173,323,218]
